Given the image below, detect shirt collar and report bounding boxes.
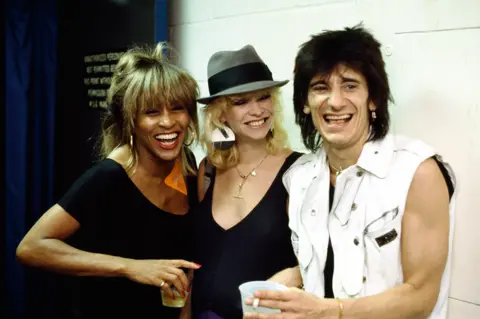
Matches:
[288,134,395,179]
[356,134,394,179]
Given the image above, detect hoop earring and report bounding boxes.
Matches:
[184,127,195,146]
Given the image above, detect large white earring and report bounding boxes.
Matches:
[371,110,377,120]
[211,126,235,150]
[303,106,311,114]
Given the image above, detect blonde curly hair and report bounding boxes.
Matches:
[201,88,290,170]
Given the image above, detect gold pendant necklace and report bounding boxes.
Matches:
[233,154,269,199]
[329,162,343,176]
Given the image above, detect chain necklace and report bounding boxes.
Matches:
[329,161,343,176]
[233,153,269,199]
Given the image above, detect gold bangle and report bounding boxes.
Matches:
[335,298,344,319]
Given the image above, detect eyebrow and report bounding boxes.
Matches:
[231,92,268,101]
[340,76,361,84]
[310,76,361,87]
[309,79,327,87]
[230,97,247,102]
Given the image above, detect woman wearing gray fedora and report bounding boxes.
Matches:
[186,45,303,319]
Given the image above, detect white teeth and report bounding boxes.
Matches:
[155,133,178,140]
[325,114,352,120]
[247,119,266,127]
[159,140,175,145]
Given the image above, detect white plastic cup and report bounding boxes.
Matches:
[239,281,288,314]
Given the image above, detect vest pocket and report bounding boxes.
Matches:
[364,208,401,250]
[363,207,403,292]
[364,206,399,236]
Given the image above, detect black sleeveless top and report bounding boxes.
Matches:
[191,152,302,319]
[324,185,335,298]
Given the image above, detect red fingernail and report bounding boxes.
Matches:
[196,263,202,267]
[186,287,191,292]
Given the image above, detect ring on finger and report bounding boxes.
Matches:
[253,298,260,308]
[160,280,166,288]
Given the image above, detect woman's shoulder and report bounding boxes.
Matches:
[74,158,127,188]
[57,158,128,217]
[287,150,304,161]
[281,149,306,169]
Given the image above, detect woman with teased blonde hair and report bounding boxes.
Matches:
[188,45,304,319]
[16,42,201,318]
[201,87,289,170]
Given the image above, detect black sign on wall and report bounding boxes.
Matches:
[55,0,155,201]
[83,51,124,109]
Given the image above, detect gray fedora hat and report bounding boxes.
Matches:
[197,45,289,104]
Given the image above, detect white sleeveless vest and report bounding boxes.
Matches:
[283,134,456,319]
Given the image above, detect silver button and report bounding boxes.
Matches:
[351,203,357,210]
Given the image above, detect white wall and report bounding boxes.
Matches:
[169,1,480,317]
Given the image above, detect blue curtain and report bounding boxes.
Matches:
[5,0,57,317]
[155,0,168,43]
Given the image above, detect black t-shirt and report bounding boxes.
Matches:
[58,156,197,318]
[191,152,302,319]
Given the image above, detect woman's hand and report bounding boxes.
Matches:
[123,259,200,298]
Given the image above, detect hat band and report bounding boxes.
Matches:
[208,62,273,96]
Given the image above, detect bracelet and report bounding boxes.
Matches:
[335,298,344,319]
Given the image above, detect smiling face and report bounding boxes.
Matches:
[306,64,376,150]
[134,103,191,162]
[222,89,274,143]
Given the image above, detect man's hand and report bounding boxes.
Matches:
[243,288,339,319]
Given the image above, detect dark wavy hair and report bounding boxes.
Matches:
[293,23,393,152]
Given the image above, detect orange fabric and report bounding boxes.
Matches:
[164,160,187,195]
